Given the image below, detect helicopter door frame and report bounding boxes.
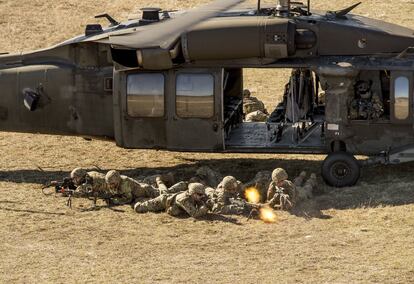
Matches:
[113,68,168,149]
[390,71,413,124]
[165,68,224,151]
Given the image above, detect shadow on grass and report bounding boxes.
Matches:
[0,207,66,215]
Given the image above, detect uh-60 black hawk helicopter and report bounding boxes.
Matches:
[1,0,414,187]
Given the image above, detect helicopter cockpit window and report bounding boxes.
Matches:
[127,73,164,117]
[394,76,410,120]
[176,74,214,118]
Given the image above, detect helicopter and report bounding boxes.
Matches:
[1,0,414,187]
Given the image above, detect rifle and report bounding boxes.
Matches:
[228,198,268,220]
[244,201,267,221]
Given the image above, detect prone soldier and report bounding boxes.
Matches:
[105,170,161,205]
[210,176,246,215]
[70,167,107,197]
[134,183,210,219]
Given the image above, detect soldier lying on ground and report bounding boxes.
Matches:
[105,170,163,205]
[208,176,247,215]
[44,167,112,208]
[133,183,210,219]
[71,167,107,197]
[267,168,297,210]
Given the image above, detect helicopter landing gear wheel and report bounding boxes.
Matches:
[322,151,360,187]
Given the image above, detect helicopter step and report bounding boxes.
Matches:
[225,121,325,153]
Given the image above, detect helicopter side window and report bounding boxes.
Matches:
[394,76,410,120]
[127,73,164,117]
[176,73,214,118]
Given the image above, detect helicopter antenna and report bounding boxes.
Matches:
[334,2,362,18]
[95,13,119,27]
[257,0,261,13]
[307,0,310,14]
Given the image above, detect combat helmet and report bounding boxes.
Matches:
[355,80,372,99]
[188,183,206,195]
[221,176,238,191]
[70,168,87,181]
[105,170,121,188]
[299,171,307,178]
[272,168,288,183]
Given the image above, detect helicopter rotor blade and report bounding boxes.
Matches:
[109,0,246,49]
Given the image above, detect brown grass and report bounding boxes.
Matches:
[1,1,414,283]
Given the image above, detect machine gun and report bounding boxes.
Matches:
[42,177,77,208]
[42,176,126,209]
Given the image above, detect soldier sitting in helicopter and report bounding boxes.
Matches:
[349,80,384,120]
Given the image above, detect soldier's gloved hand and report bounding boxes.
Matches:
[205,199,215,210]
[199,205,209,215]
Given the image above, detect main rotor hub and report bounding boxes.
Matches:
[140,7,162,25]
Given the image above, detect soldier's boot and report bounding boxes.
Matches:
[166,181,188,194]
[134,202,149,213]
[156,177,169,194]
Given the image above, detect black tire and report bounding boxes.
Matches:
[322,152,360,187]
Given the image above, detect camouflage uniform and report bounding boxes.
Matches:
[243,92,267,115]
[267,168,297,210]
[296,173,318,202]
[371,93,384,119]
[245,110,269,122]
[242,170,271,203]
[350,80,384,120]
[211,176,245,215]
[105,170,160,205]
[134,183,209,219]
[71,169,107,198]
[142,172,175,188]
[156,177,188,195]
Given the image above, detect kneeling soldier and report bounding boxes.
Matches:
[210,176,246,215]
[267,168,297,210]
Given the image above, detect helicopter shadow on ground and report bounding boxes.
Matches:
[1,158,414,219]
[0,157,325,185]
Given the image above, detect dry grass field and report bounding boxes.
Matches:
[1,0,414,283]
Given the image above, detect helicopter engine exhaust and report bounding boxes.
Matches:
[182,17,297,61]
